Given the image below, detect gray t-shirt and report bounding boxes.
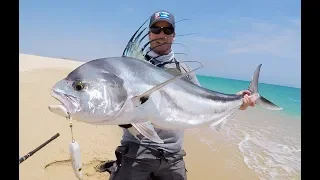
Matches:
[120,56,201,153]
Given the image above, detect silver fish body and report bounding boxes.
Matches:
[49,56,282,143]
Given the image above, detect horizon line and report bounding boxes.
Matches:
[19,52,301,89]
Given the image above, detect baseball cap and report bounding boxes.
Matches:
[149,10,175,29]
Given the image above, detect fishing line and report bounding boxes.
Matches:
[67,114,75,143]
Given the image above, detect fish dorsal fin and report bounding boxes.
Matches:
[132,63,203,107]
[122,18,149,60]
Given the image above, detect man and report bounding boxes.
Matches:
[96,10,255,180]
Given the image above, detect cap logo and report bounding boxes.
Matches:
[155,11,170,19]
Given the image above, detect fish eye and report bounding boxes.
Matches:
[72,80,86,91]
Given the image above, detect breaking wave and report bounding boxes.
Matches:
[223,119,301,180]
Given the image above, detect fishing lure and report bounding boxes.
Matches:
[68,116,83,180]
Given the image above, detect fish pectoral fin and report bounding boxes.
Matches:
[132,64,203,107]
[131,122,164,144]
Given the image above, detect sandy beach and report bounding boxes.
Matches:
[19,53,300,180]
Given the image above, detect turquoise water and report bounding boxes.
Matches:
[196,75,301,180]
[196,75,301,117]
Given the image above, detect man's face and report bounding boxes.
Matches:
[148,21,175,55]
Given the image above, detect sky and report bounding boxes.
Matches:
[19,0,301,88]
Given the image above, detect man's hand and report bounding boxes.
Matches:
[236,90,256,110]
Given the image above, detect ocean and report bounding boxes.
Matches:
[195,75,301,180]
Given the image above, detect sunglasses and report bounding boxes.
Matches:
[150,26,174,35]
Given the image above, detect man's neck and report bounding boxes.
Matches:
[146,48,174,62]
[155,49,171,56]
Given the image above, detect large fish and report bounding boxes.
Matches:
[48,56,282,143]
[48,20,283,143]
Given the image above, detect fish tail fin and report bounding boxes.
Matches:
[248,64,283,111]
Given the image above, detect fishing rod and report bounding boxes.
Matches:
[19,133,60,164]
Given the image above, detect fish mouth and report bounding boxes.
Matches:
[49,89,80,115]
